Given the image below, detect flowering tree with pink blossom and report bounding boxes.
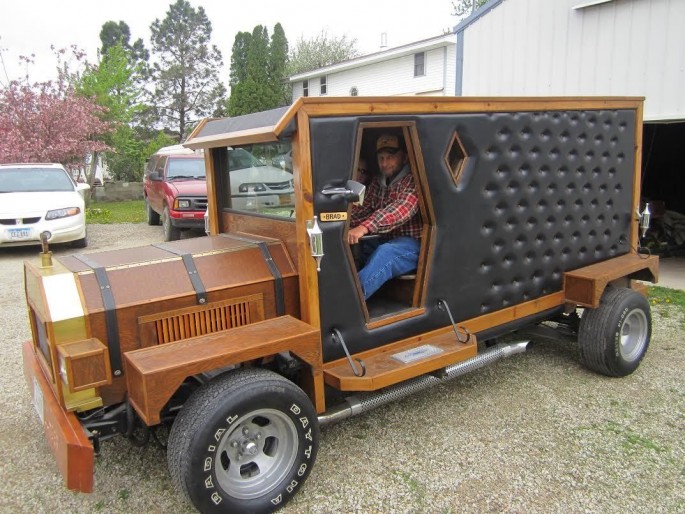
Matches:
[0,79,112,165]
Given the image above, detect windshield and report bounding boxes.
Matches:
[167,158,206,179]
[0,167,75,193]
[228,148,266,171]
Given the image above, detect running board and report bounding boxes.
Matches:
[319,341,530,426]
[323,330,478,391]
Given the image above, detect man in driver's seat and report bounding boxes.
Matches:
[347,134,423,299]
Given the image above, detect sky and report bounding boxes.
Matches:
[0,0,458,85]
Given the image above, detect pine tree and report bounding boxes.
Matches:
[269,23,290,106]
[149,0,225,142]
[229,32,252,88]
[228,24,289,116]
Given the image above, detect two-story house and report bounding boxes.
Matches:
[289,33,456,101]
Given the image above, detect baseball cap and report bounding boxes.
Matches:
[376,134,401,154]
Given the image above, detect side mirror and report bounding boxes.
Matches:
[149,171,162,181]
[321,180,366,206]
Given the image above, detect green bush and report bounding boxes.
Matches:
[86,207,113,223]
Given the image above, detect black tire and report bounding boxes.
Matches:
[146,198,160,226]
[168,369,319,514]
[578,287,651,377]
[71,230,88,248]
[162,205,180,241]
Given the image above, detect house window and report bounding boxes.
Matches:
[320,76,327,95]
[414,52,425,77]
[303,80,309,97]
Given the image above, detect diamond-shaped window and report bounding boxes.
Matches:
[445,132,468,186]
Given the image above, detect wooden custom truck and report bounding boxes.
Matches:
[23,97,659,513]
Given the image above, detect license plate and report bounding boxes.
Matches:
[8,227,31,240]
[279,194,293,206]
[33,377,45,425]
[392,344,444,364]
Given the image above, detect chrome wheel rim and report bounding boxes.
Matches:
[214,409,297,499]
[619,308,648,361]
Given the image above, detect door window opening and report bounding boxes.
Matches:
[347,122,434,324]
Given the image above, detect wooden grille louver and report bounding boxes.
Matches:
[138,294,265,346]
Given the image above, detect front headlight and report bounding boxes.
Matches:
[175,199,191,209]
[45,207,81,220]
[238,183,267,193]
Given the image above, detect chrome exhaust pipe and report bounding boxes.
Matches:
[318,341,530,426]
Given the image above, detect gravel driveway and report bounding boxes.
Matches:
[1,224,683,513]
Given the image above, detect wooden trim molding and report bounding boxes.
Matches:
[564,253,659,308]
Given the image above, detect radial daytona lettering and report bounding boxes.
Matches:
[286,479,298,493]
[214,428,225,442]
[614,307,630,357]
[290,403,301,415]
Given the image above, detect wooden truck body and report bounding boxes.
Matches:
[23,97,658,512]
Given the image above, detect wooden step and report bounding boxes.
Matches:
[323,330,477,391]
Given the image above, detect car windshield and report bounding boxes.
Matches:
[228,148,266,171]
[167,158,206,179]
[0,167,75,193]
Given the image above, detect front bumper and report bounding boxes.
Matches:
[169,210,205,229]
[22,341,94,492]
[0,215,86,247]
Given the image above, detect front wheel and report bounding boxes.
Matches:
[146,198,160,226]
[162,205,180,241]
[578,287,651,377]
[70,230,88,249]
[168,369,319,513]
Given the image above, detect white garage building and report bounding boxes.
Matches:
[456,0,685,219]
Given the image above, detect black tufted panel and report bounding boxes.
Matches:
[309,110,636,362]
[418,109,635,321]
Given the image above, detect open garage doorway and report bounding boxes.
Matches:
[641,122,685,256]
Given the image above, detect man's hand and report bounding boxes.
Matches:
[347,224,369,244]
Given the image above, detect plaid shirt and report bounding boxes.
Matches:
[350,166,423,239]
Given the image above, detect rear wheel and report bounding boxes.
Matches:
[168,369,319,513]
[162,205,180,241]
[578,287,651,377]
[146,198,160,226]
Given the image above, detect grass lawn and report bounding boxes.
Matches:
[87,200,147,224]
[648,285,685,309]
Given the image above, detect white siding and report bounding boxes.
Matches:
[444,44,457,96]
[460,0,685,121]
[292,44,455,101]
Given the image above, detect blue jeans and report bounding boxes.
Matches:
[358,237,421,299]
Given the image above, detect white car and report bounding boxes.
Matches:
[0,163,89,248]
[228,148,294,212]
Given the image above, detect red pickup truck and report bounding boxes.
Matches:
[143,145,207,241]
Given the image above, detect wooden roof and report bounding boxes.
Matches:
[184,102,301,150]
[183,96,644,151]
